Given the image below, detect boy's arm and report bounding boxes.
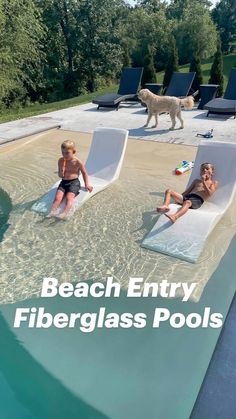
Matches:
[202,177,218,197]
[58,158,65,178]
[78,160,93,192]
[182,180,197,197]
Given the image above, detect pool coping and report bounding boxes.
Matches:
[0,120,61,146]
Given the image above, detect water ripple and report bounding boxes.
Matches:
[0,132,236,304]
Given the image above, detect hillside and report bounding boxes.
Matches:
[156,54,236,89]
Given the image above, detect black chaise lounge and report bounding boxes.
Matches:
[92,67,143,110]
[204,68,236,117]
[165,71,196,97]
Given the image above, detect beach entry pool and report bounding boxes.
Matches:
[1,128,236,419]
[0,129,236,304]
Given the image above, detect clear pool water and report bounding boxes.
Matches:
[0,130,236,304]
[0,130,236,419]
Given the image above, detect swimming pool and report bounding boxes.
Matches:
[0,129,236,418]
[0,129,236,304]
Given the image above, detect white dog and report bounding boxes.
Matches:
[138,89,194,130]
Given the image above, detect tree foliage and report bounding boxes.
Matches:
[189,54,203,96]
[212,0,236,54]
[163,36,179,88]
[124,6,170,70]
[0,0,45,106]
[209,38,224,97]
[0,0,230,109]
[78,0,123,92]
[170,0,217,64]
[141,47,157,86]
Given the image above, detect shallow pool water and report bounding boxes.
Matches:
[1,129,236,419]
[0,130,236,304]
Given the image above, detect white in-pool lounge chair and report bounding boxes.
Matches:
[32,127,128,218]
[141,141,236,263]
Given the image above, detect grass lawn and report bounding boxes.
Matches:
[0,54,235,124]
[156,54,236,89]
[0,84,118,124]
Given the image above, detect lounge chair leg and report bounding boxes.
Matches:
[116,104,120,111]
[207,111,209,117]
[97,105,100,110]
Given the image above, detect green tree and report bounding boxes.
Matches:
[137,0,166,13]
[38,0,83,101]
[0,0,45,106]
[171,0,217,64]
[78,0,123,92]
[189,53,203,96]
[209,38,224,97]
[123,6,170,69]
[167,0,211,20]
[122,44,132,68]
[163,36,179,88]
[212,0,236,53]
[141,47,156,86]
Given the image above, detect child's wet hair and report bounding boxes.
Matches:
[200,162,215,172]
[61,140,76,153]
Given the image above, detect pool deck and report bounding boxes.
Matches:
[0,101,235,146]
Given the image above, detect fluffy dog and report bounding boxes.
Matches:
[138,89,194,130]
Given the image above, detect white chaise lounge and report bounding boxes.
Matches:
[32,127,128,218]
[142,141,236,263]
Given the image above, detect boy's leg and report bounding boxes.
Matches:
[157,189,183,212]
[47,189,64,217]
[57,192,75,219]
[165,200,192,223]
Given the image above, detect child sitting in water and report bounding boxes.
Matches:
[47,140,93,219]
[157,162,218,223]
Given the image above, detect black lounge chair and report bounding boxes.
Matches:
[165,72,196,97]
[92,67,143,110]
[204,68,236,117]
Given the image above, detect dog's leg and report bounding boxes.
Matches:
[177,110,184,129]
[144,112,152,128]
[170,112,176,130]
[152,113,158,128]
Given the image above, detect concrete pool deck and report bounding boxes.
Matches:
[0,101,235,146]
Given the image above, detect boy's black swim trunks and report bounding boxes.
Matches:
[58,178,81,196]
[183,193,204,209]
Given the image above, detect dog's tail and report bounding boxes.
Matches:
[180,96,194,109]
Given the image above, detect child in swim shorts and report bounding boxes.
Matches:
[47,140,93,219]
[156,163,218,223]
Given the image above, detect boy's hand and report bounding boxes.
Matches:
[86,184,93,193]
[201,173,209,181]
